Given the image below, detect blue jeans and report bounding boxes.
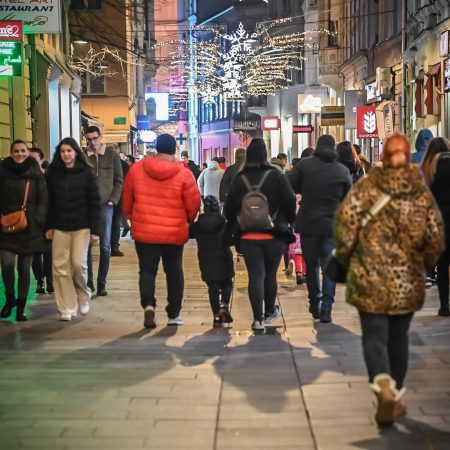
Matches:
[301,235,336,311]
[87,204,113,289]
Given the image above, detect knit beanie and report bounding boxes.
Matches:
[316,134,336,152]
[156,134,176,154]
[203,195,220,213]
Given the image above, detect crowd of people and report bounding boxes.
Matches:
[0,128,448,428]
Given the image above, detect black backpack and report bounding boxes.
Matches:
[237,171,276,232]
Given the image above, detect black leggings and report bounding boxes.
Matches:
[207,279,233,314]
[0,250,33,299]
[437,246,450,308]
[240,238,284,321]
[359,311,413,389]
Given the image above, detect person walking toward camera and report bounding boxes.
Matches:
[225,138,296,333]
[45,138,102,321]
[334,133,444,426]
[123,134,200,329]
[191,195,234,327]
[0,140,48,321]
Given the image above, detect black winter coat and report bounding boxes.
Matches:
[191,213,234,283]
[431,152,450,245]
[46,161,102,235]
[0,156,48,254]
[288,147,352,237]
[187,160,201,180]
[219,160,244,203]
[225,165,296,243]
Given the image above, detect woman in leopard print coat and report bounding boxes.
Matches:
[333,133,445,427]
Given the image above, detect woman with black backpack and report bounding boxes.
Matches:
[225,138,296,332]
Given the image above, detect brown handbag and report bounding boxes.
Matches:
[1,180,30,233]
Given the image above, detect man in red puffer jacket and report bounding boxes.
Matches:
[123,134,201,329]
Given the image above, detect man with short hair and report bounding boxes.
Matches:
[277,153,288,170]
[123,134,200,329]
[85,126,123,296]
[180,150,201,180]
[288,134,352,323]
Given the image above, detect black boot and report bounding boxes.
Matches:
[15,298,28,322]
[111,245,124,257]
[35,280,45,294]
[1,293,16,318]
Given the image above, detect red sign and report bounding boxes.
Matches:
[356,105,378,138]
[0,21,23,42]
[261,116,280,131]
[293,125,314,133]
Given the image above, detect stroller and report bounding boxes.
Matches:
[284,232,306,285]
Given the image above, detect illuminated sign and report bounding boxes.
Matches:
[261,116,280,130]
[145,92,169,121]
[356,105,378,138]
[0,1,61,34]
[0,41,22,76]
[320,106,345,126]
[0,20,22,41]
[293,125,314,133]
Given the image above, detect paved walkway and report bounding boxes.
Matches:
[0,239,449,449]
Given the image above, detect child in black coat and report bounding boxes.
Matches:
[191,196,234,326]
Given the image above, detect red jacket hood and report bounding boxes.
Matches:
[143,157,184,181]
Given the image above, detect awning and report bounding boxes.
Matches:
[425,63,441,115]
[414,70,425,118]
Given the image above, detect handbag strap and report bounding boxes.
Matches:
[22,180,30,210]
[361,193,391,227]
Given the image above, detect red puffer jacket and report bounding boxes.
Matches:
[122,157,200,245]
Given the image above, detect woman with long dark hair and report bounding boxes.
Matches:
[422,137,450,316]
[337,141,365,183]
[225,138,296,332]
[0,140,48,321]
[334,133,444,426]
[45,138,102,321]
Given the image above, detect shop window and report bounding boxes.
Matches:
[328,20,338,47]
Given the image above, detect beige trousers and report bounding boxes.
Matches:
[52,229,91,316]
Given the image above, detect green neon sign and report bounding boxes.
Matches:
[0,41,22,76]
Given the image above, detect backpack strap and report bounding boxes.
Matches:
[241,170,272,193]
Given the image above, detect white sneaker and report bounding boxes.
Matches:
[251,320,266,333]
[79,302,90,316]
[60,314,72,321]
[264,305,282,324]
[285,260,294,276]
[167,316,184,326]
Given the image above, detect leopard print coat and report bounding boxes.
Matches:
[334,165,445,315]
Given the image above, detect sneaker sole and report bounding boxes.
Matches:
[144,309,156,329]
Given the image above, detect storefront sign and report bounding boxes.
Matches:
[0,0,61,34]
[136,115,150,129]
[0,41,21,76]
[375,101,394,139]
[344,90,366,129]
[440,31,450,57]
[293,125,314,133]
[320,106,345,126]
[261,116,280,130]
[298,94,324,113]
[356,105,378,138]
[0,20,22,41]
[365,81,377,102]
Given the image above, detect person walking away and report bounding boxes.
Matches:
[219,147,246,204]
[191,195,234,327]
[122,134,201,329]
[110,152,129,256]
[411,129,433,164]
[0,140,48,321]
[225,138,296,333]
[337,141,365,183]
[180,151,201,180]
[197,157,224,202]
[422,137,450,316]
[288,134,352,323]
[45,138,102,321]
[29,146,53,294]
[84,126,123,296]
[334,132,444,426]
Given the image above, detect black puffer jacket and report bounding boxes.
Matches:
[288,147,352,237]
[191,212,234,283]
[431,152,450,245]
[46,160,102,235]
[0,156,48,254]
[225,165,296,242]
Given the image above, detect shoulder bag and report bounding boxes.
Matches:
[1,180,30,233]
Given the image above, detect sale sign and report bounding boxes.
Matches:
[356,105,378,138]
